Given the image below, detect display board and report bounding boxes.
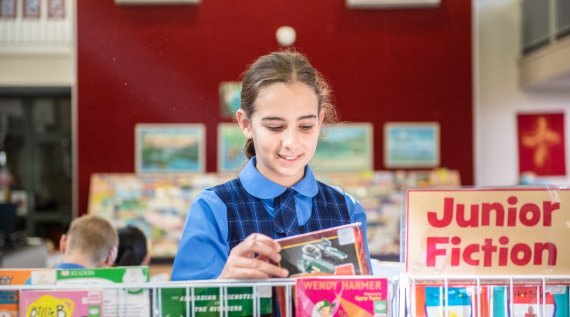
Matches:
[88,173,232,257]
[88,169,459,258]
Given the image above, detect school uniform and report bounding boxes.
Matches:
[55,263,86,269]
[171,156,372,281]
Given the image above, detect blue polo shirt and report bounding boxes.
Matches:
[56,263,86,269]
[171,157,371,281]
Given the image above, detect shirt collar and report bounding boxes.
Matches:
[239,156,319,199]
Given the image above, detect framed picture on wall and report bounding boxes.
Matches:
[0,0,17,18]
[135,124,205,173]
[23,0,40,18]
[309,123,374,172]
[219,81,242,118]
[218,123,247,173]
[384,122,440,168]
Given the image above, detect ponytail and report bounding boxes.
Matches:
[244,138,256,160]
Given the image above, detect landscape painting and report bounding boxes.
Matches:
[384,122,439,168]
[310,123,373,172]
[135,124,205,173]
[218,123,247,172]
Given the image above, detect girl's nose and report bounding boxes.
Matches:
[282,127,300,150]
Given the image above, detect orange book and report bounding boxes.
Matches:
[0,269,54,317]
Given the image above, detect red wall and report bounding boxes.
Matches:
[77,0,473,215]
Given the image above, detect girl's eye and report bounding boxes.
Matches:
[300,125,313,130]
[267,126,282,132]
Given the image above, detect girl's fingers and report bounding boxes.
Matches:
[231,234,281,263]
[228,256,289,278]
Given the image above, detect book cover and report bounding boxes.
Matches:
[160,286,272,317]
[19,290,103,317]
[0,269,55,317]
[276,223,371,277]
[491,286,569,317]
[414,286,484,317]
[56,267,150,317]
[295,277,389,317]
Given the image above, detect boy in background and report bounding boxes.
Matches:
[57,215,118,269]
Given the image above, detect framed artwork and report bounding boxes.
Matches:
[135,124,205,173]
[218,123,247,173]
[23,0,40,18]
[219,81,242,118]
[310,123,373,172]
[0,0,17,18]
[517,113,566,176]
[384,122,439,168]
[48,0,64,18]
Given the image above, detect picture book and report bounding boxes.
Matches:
[19,290,103,317]
[295,277,389,317]
[275,223,371,277]
[413,285,569,317]
[491,286,569,317]
[160,286,272,317]
[0,269,55,317]
[55,267,150,317]
[414,286,488,317]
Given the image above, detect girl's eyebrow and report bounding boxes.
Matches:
[261,115,317,121]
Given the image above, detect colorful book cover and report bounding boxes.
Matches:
[276,223,371,277]
[0,269,55,317]
[160,286,272,317]
[414,286,489,317]
[491,286,569,317]
[56,267,150,317]
[295,277,388,317]
[19,290,103,317]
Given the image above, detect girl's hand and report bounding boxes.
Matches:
[218,233,289,279]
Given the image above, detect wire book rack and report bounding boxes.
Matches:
[401,275,570,317]
[6,274,568,317]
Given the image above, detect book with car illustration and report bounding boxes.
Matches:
[275,223,371,277]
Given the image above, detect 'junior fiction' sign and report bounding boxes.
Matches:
[406,188,568,276]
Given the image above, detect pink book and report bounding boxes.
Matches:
[296,277,389,317]
[19,290,103,317]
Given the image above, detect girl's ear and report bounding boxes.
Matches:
[236,109,253,139]
[318,110,325,127]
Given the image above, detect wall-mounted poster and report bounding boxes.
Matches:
[135,124,205,173]
[384,122,439,168]
[218,123,247,173]
[0,0,16,18]
[517,113,566,176]
[219,81,242,118]
[23,0,40,18]
[310,123,373,172]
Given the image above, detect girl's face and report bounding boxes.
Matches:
[238,81,324,188]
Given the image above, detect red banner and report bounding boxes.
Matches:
[517,113,566,176]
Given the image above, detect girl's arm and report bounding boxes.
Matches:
[171,190,288,280]
[171,190,229,280]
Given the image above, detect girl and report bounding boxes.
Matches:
[171,51,371,281]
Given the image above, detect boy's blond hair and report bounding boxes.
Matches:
[66,215,118,266]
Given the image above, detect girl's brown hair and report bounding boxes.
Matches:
[240,50,338,160]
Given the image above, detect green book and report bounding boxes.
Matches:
[56,267,150,317]
[161,286,272,317]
